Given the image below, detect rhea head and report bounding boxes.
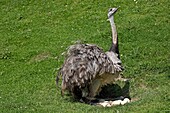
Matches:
[108,7,119,19]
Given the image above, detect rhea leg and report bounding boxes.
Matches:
[79,79,101,104]
[88,79,101,98]
[115,73,130,82]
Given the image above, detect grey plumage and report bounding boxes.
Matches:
[57,8,125,100]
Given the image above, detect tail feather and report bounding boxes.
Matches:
[56,68,62,87]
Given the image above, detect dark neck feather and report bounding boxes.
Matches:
[109,39,120,59]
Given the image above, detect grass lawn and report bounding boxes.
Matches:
[0,0,169,112]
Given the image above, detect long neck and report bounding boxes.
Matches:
[109,16,120,58]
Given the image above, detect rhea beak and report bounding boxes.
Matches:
[112,7,119,14]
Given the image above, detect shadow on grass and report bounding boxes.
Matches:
[61,81,131,105]
[96,81,131,100]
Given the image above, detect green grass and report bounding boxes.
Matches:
[0,0,169,112]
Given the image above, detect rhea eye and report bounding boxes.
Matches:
[109,8,112,11]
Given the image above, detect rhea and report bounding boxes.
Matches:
[57,8,129,105]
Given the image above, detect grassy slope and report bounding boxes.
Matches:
[0,0,169,112]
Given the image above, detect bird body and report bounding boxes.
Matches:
[59,43,123,99]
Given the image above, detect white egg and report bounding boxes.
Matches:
[98,101,109,107]
[110,100,122,106]
[124,98,130,103]
[106,103,112,107]
[121,98,130,105]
